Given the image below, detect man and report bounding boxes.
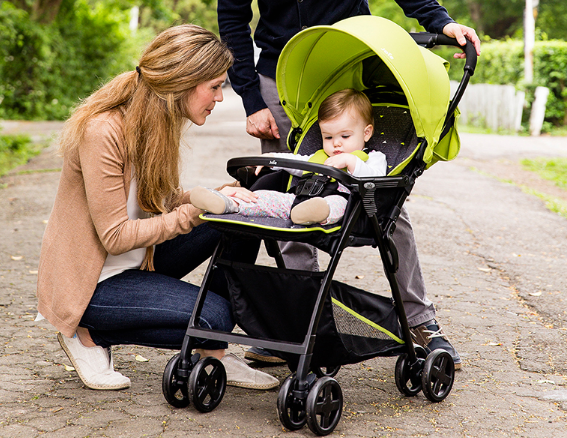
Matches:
[218,0,481,369]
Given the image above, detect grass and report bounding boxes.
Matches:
[0,132,40,177]
[521,158,567,190]
[472,159,567,219]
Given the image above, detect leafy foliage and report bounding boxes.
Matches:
[0,0,149,120]
[0,131,35,177]
[440,39,567,129]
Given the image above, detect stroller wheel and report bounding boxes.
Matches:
[277,374,308,430]
[394,346,427,397]
[312,365,341,378]
[189,356,227,413]
[421,349,454,403]
[306,377,343,436]
[162,353,190,408]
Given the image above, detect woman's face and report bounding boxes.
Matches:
[185,73,227,125]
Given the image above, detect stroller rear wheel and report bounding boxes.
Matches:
[306,377,343,436]
[421,349,454,402]
[188,356,227,412]
[394,345,427,397]
[312,365,341,378]
[162,353,190,408]
[277,374,308,430]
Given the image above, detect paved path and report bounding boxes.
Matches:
[1,87,566,437]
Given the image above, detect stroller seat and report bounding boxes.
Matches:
[202,103,421,242]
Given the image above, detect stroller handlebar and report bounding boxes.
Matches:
[410,32,477,129]
[409,32,477,75]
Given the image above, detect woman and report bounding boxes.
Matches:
[36,24,277,391]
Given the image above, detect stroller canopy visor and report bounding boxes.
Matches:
[276,15,452,162]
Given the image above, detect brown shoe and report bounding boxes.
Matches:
[410,321,462,370]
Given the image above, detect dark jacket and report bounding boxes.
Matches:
[218,0,454,116]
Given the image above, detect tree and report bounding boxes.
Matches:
[370,0,567,40]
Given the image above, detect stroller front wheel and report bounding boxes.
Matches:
[394,345,427,397]
[277,374,308,430]
[162,353,190,408]
[421,349,454,403]
[189,356,227,412]
[306,377,343,436]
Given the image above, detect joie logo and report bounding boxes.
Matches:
[269,160,278,165]
[381,48,394,60]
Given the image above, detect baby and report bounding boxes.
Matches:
[190,88,386,225]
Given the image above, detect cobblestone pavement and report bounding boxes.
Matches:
[1,88,566,437]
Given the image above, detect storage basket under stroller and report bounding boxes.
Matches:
[222,260,406,369]
[161,15,477,436]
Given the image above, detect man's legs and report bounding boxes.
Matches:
[394,207,461,368]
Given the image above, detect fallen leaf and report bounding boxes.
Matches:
[135,354,149,362]
[64,365,75,371]
[11,255,23,261]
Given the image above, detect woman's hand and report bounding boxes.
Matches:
[219,185,258,203]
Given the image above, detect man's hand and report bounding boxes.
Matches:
[246,108,280,140]
[442,23,481,59]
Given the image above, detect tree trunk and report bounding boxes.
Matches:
[465,0,483,35]
[32,0,65,24]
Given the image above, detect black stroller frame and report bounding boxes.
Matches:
[162,33,477,436]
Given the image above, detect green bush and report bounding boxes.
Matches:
[0,0,149,121]
[439,39,567,129]
[0,131,35,177]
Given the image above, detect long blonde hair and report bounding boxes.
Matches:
[59,24,233,214]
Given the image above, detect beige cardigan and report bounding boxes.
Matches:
[37,111,206,338]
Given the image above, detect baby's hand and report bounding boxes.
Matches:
[255,152,275,175]
[324,154,356,173]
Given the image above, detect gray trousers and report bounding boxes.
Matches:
[258,74,435,326]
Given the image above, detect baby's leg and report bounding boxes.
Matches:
[322,195,348,225]
[236,190,295,219]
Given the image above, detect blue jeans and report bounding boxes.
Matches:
[80,224,259,349]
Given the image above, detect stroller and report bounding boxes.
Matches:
[162,15,476,436]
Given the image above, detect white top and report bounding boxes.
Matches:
[98,176,149,283]
[36,176,148,323]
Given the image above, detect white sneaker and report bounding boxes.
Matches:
[57,332,131,390]
[221,353,279,390]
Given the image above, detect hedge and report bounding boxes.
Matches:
[0,0,148,121]
[440,39,567,129]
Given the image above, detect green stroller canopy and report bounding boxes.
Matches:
[276,15,454,165]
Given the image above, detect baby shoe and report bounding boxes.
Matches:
[290,197,330,225]
[190,186,239,214]
[221,353,279,390]
[58,332,131,390]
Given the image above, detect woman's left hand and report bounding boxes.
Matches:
[219,186,258,203]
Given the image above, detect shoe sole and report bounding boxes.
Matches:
[226,380,280,390]
[190,187,229,214]
[57,333,131,390]
[244,351,287,364]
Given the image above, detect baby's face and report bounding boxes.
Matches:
[319,109,373,157]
